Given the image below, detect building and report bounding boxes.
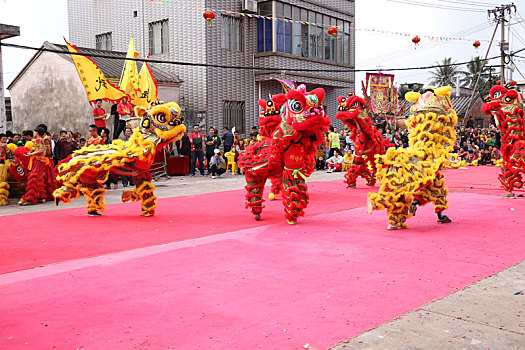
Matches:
[0,23,20,133]
[8,41,182,134]
[67,0,356,134]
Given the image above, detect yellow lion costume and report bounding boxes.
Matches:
[367,86,457,229]
[54,102,186,216]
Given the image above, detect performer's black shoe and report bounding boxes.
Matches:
[437,212,451,224]
[87,211,102,217]
[409,199,420,216]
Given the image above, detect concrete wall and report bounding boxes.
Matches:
[9,51,93,134]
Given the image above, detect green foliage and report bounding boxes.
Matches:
[429,57,462,86]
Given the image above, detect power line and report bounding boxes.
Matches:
[358,22,494,66]
[0,42,504,73]
[385,0,487,12]
[434,0,494,8]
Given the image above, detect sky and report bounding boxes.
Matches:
[1,0,525,97]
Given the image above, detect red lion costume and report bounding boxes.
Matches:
[336,93,392,188]
[239,85,331,224]
[482,82,525,197]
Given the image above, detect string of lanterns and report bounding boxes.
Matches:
[147,0,494,46]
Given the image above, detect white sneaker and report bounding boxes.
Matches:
[212,175,217,179]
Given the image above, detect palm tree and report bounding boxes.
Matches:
[460,56,488,88]
[429,57,462,86]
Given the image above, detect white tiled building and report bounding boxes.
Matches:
[68,0,355,134]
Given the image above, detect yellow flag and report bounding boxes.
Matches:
[65,39,127,102]
[132,58,159,109]
[120,37,140,102]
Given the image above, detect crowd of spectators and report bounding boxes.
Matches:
[1,104,504,189]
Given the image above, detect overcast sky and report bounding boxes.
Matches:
[1,0,524,97]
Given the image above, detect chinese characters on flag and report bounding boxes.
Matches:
[365,73,394,115]
[65,39,127,103]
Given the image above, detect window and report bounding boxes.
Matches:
[257,2,273,52]
[324,17,336,61]
[149,19,169,55]
[276,3,292,53]
[222,15,244,51]
[95,32,112,50]
[256,1,351,64]
[223,101,246,134]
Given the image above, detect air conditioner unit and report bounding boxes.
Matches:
[243,0,257,13]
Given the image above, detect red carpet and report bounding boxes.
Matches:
[1,166,524,349]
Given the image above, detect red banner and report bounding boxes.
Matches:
[366,73,394,114]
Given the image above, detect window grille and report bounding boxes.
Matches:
[223,101,246,134]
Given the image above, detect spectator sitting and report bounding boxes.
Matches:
[315,156,326,170]
[209,149,226,178]
[490,146,502,160]
[478,149,493,165]
[457,147,469,161]
[327,150,344,173]
[343,149,353,170]
[234,139,245,174]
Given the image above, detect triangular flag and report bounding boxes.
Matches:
[120,37,141,104]
[132,54,159,109]
[65,39,127,103]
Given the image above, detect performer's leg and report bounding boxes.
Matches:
[20,160,45,205]
[424,171,452,224]
[282,176,308,225]
[368,190,411,230]
[80,183,106,216]
[365,155,377,186]
[269,176,282,200]
[344,162,360,188]
[245,173,265,220]
[499,163,522,198]
[133,177,157,217]
[0,163,10,206]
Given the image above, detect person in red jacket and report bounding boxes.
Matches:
[114,96,133,139]
[92,99,107,135]
[189,124,207,177]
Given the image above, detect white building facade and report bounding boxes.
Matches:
[68,0,355,133]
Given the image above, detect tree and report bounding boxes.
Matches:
[460,56,498,96]
[429,57,462,86]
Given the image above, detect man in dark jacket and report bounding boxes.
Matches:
[221,127,234,153]
[205,127,221,167]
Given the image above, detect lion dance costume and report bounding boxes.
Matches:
[367,86,457,230]
[336,93,393,188]
[239,85,331,224]
[54,102,186,216]
[482,82,525,198]
[0,144,31,206]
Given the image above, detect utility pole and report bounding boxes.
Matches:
[488,3,516,84]
[0,24,20,133]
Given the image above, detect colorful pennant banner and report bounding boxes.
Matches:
[147,0,496,44]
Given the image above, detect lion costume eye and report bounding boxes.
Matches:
[351,101,359,108]
[504,96,514,103]
[493,91,502,99]
[288,99,303,114]
[267,101,273,107]
[153,113,167,124]
[341,98,346,103]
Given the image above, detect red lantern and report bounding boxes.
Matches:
[412,36,421,48]
[203,10,215,28]
[328,26,338,38]
[473,40,481,49]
